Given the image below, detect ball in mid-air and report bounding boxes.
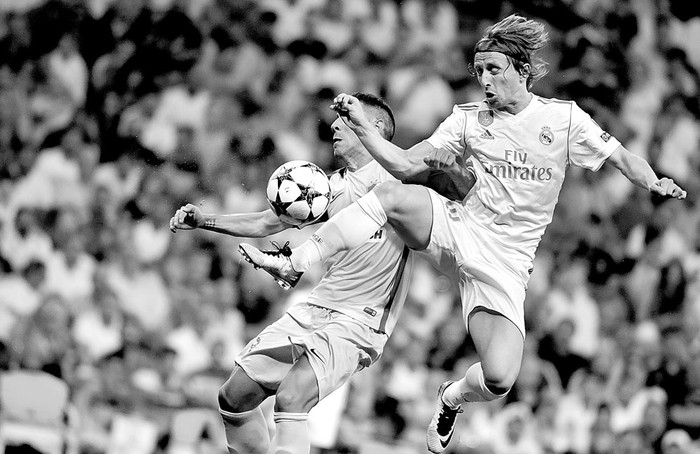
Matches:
[266,160,331,227]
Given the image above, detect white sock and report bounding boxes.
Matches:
[442,363,509,408]
[269,411,309,454]
[291,191,387,272]
[220,406,270,454]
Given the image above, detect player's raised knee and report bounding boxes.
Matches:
[218,381,263,413]
[374,181,412,214]
[218,384,237,412]
[483,368,517,396]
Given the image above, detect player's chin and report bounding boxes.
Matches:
[485,97,501,108]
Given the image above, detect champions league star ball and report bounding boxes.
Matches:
[266,160,331,227]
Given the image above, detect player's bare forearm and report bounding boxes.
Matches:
[200,211,289,237]
[171,204,290,236]
[353,128,431,179]
[607,146,658,189]
[607,146,687,199]
[332,92,430,178]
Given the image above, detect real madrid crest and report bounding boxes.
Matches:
[478,110,494,127]
[539,126,554,145]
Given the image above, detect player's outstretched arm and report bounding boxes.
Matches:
[169,203,290,237]
[331,92,431,179]
[607,146,687,199]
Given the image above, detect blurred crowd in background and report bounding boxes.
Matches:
[0,0,699,453]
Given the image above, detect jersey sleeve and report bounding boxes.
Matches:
[568,102,621,171]
[425,105,467,156]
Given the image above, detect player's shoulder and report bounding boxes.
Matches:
[532,95,579,119]
[328,167,347,190]
[453,101,491,121]
[534,95,575,107]
[324,169,347,209]
[535,95,575,106]
[331,163,394,188]
[355,161,397,186]
[328,167,346,179]
[455,101,481,112]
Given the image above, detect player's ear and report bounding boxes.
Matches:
[373,118,384,134]
[519,63,531,81]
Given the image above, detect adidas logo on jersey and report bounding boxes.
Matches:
[479,129,494,140]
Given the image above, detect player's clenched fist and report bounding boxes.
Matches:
[331,93,370,130]
[649,178,687,200]
[424,149,456,170]
[169,203,203,232]
[331,92,356,114]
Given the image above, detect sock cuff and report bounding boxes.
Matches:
[443,363,511,406]
[356,191,388,226]
[219,406,258,422]
[273,411,308,423]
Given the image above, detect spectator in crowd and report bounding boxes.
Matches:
[8,292,77,380]
[0,259,46,346]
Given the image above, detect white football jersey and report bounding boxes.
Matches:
[426,95,621,261]
[305,161,414,335]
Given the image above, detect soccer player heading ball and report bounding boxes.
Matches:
[240,13,686,454]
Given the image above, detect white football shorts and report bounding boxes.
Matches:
[235,303,387,400]
[423,190,532,338]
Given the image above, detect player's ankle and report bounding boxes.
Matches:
[290,240,325,273]
[290,249,309,273]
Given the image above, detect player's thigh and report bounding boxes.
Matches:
[274,354,319,413]
[468,309,524,391]
[375,182,433,250]
[219,365,273,413]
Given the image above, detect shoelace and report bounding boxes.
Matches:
[266,241,292,257]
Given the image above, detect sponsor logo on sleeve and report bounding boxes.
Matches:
[600,131,611,142]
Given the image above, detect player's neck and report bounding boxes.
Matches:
[345,152,373,171]
[499,92,533,116]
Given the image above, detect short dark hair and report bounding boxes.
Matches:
[352,92,395,141]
